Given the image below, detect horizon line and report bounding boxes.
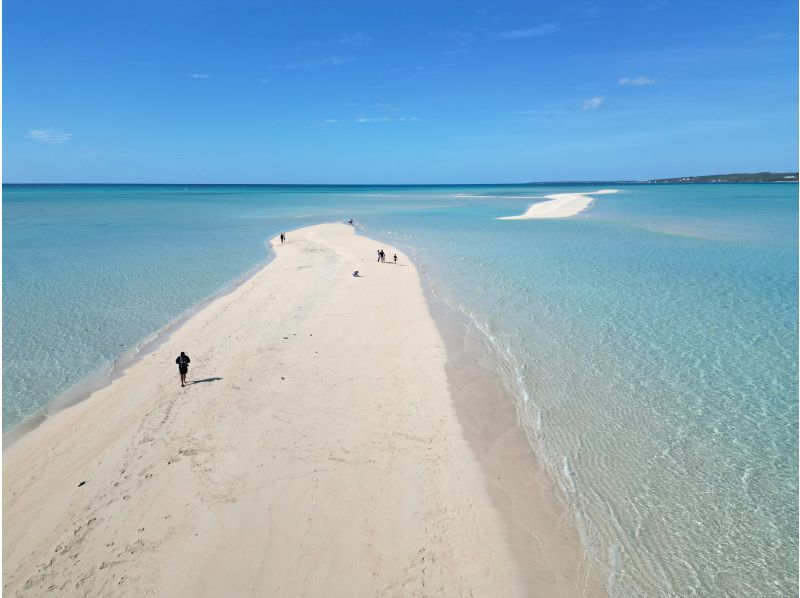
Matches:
[4,175,797,187]
[5,171,797,187]
[3,180,644,186]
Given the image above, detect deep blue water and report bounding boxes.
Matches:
[3,183,797,596]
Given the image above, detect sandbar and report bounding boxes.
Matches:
[498,189,619,219]
[4,223,603,596]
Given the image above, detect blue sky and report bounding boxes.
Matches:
[3,0,797,183]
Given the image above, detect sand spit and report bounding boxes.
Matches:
[4,223,601,597]
[498,189,619,220]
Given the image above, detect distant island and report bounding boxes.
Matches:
[647,172,798,183]
[525,172,798,185]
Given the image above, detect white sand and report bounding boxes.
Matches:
[498,189,619,220]
[4,224,603,597]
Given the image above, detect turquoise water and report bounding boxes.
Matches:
[4,183,797,596]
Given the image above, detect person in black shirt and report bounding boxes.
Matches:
[176,352,191,387]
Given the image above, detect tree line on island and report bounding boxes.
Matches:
[646,172,797,183]
[525,172,797,185]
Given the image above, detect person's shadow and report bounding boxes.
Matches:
[190,377,223,385]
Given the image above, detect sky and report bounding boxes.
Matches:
[3,0,798,183]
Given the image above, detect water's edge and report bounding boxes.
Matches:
[3,238,278,448]
[4,221,609,594]
[416,259,609,595]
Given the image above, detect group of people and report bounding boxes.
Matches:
[354,249,399,278]
[177,231,402,384]
[377,249,397,264]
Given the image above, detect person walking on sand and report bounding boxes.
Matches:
[176,351,191,387]
[393,253,397,264]
[280,233,285,244]
[377,249,382,262]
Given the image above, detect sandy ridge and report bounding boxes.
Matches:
[498,189,619,220]
[4,223,606,597]
[4,224,534,597]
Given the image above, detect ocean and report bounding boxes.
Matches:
[3,183,797,596]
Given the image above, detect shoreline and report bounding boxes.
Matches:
[3,240,279,448]
[421,281,607,595]
[376,229,610,591]
[4,223,604,596]
[497,189,619,220]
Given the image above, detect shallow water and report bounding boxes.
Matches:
[4,183,797,596]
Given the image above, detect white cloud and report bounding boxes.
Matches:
[318,57,355,67]
[191,73,211,79]
[296,40,320,51]
[754,32,796,42]
[27,128,72,144]
[619,76,655,86]
[354,116,420,123]
[314,118,342,129]
[645,0,669,10]
[498,23,558,39]
[339,33,372,46]
[582,97,604,110]
[275,56,356,70]
[576,4,601,18]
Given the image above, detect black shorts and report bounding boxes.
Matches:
[179,365,188,375]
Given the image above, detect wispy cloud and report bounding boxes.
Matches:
[513,107,568,123]
[753,31,797,42]
[354,116,420,123]
[272,56,356,70]
[443,45,469,58]
[582,97,604,110]
[574,4,601,18]
[314,118,340,129]
[619,76,655,86]
[27,128,72,144]
[645,0,669,10]
[296,40,320,51]
[319,57,355,67]
[191,73,211,79]
[339,33,372,46]
[498,23,558,39]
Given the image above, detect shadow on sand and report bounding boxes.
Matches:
[190,377,223,385]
